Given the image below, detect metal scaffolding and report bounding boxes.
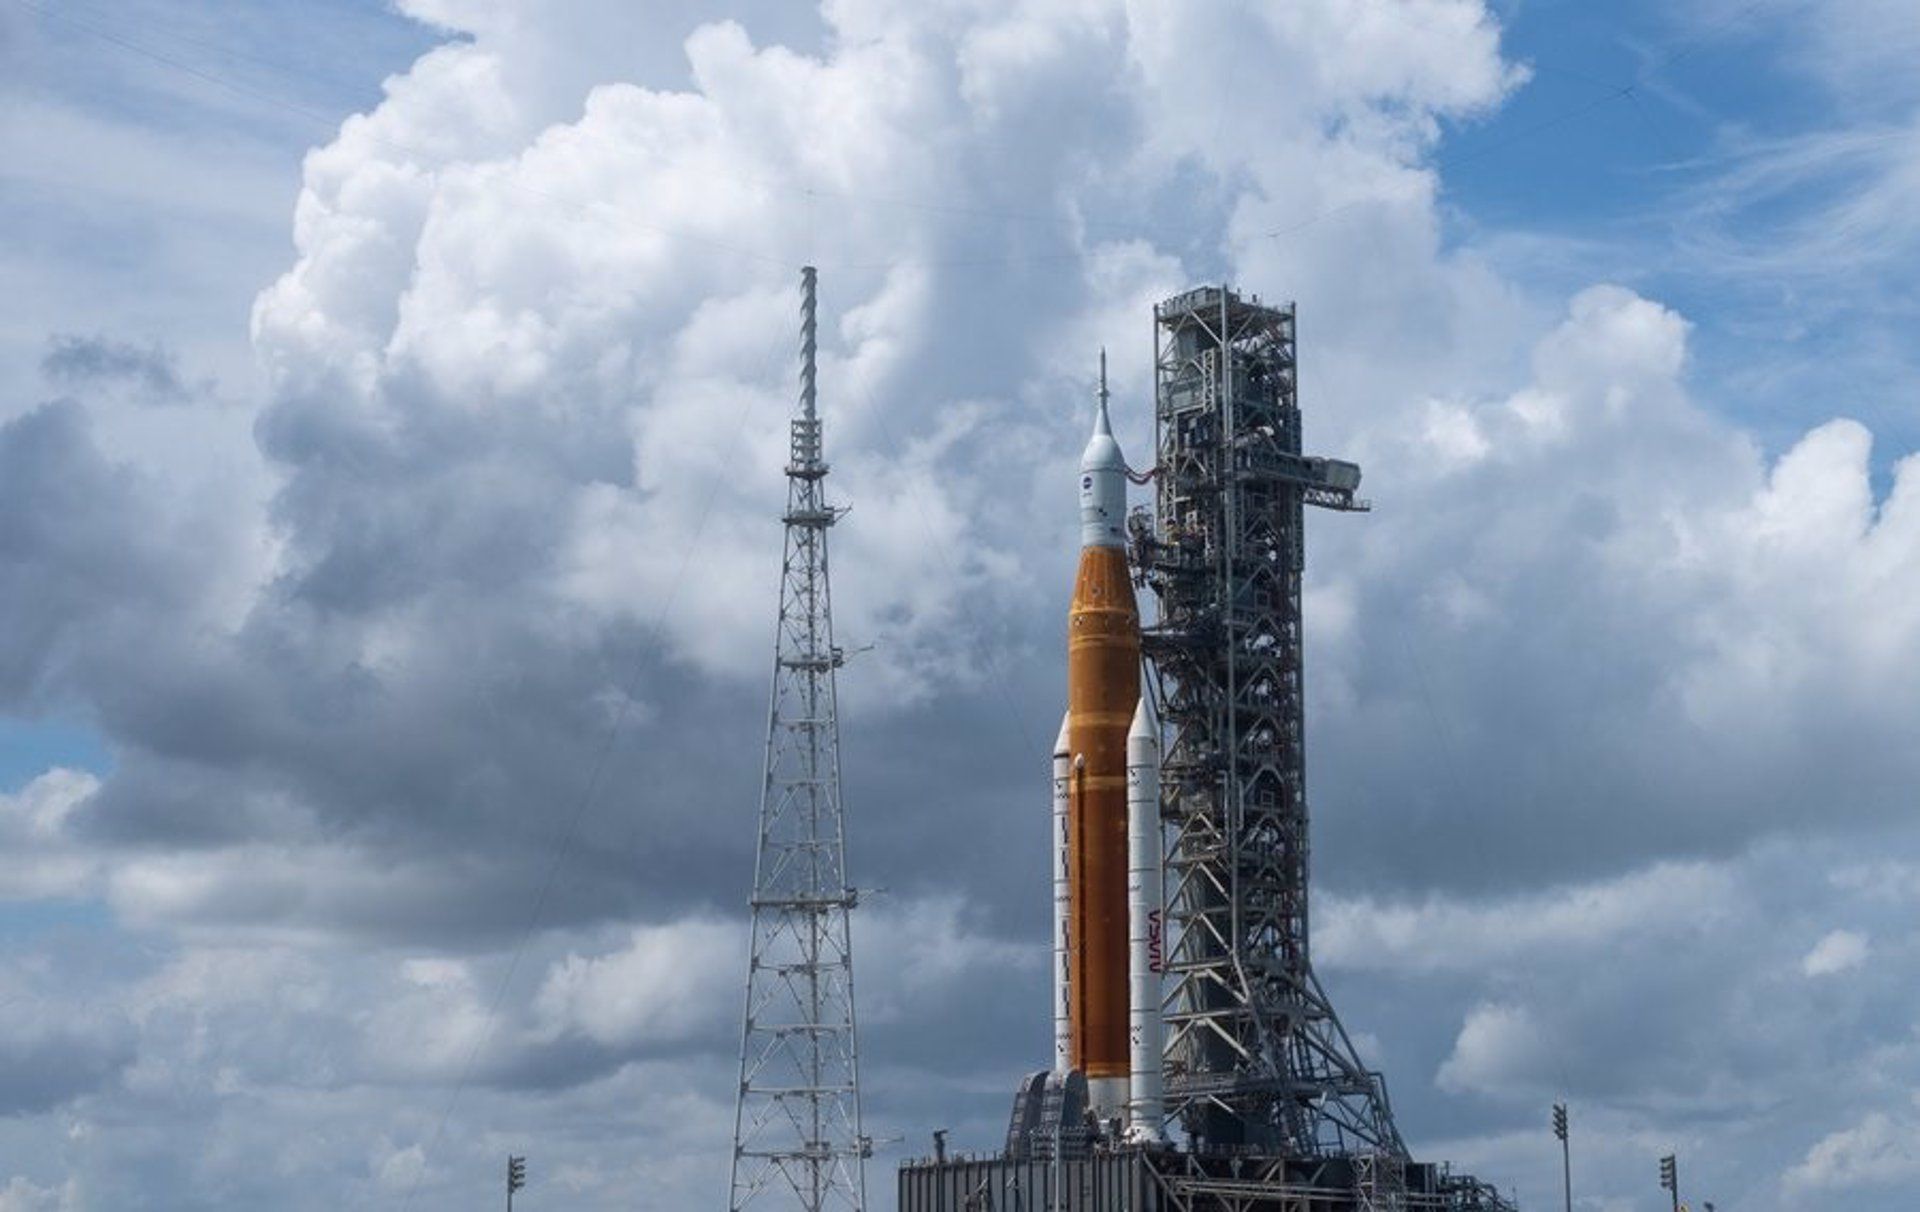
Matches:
[1135,285,1398,1159]
[729,266,869,1212]
[900,1150,1518,1211]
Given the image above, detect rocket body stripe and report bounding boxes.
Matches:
[1051,714,1072,1073]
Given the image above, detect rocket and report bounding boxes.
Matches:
[1054,353,1162,1135]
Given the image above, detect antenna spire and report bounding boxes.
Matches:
[729,267,867,1212]
[800,265,818,423]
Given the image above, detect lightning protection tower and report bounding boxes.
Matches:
[729,266,869,1212]
[1139,285,1401,1163]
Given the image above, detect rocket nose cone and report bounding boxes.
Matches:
[1128,695,1155,741]
[1128,695,1159,767]
[1054,712,1071,757]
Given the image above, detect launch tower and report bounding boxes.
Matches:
[729,267,869,1212]
[1139,286,1394,1159]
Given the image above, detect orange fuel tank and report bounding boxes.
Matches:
[1067,542,1140,1091]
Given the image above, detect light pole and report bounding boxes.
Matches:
[1659,1153,1679,1212]
[1551,1103,1570,1212]
[506,1154,526,1212]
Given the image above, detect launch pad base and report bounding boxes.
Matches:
[899,1150,1514,1212]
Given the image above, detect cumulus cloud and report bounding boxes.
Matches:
[0,768,102,899]
[1311,283,1920,893]
[371,1141,426,1194]
[1312,828,1920,1211]
[1319,859,1739,974]
[0,0,1554,968]
[0,1177,74,1212]
[1802,929,1869,977]
[3,1,1919,1209]
[1787,1104,1920,1192]
[853,895,1042,1025]
[1436,1002,1554,1099]
[534,917,738,1048]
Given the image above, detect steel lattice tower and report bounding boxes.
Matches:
[729,266,868,1212]
[1138,286,1401,1160]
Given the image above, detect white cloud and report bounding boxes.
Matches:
[0,767,95,842]
[528,895,1037,1050]
[1304,279,1920,901]
[853,894,1042,1025]
[534,917,739,1048]
[1319,860,1739,974]
[371,1141,426,1193]
[1833,859,1920,904]
[240,0,1534,707]
[1787,1105,1920,1192]
[0,1177,73,1212]
[1436,1002,1554,1098]
[1802,929,1869,977]
[0,769,101,899]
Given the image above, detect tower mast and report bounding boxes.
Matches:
[729,266,868,1212]
[1145,286,1396,1159]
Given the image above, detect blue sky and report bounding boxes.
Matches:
[1454,1,1920,460]
[4,2,1920,1210]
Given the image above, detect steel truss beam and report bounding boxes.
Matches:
[1138,286,1396,1159]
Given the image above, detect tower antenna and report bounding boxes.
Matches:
[729,266,869,1212]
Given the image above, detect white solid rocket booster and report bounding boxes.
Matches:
[1051,712,1072,1073]
[1125,693,1166,1142]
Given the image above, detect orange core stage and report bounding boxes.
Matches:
[1066,543,1141,1082]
